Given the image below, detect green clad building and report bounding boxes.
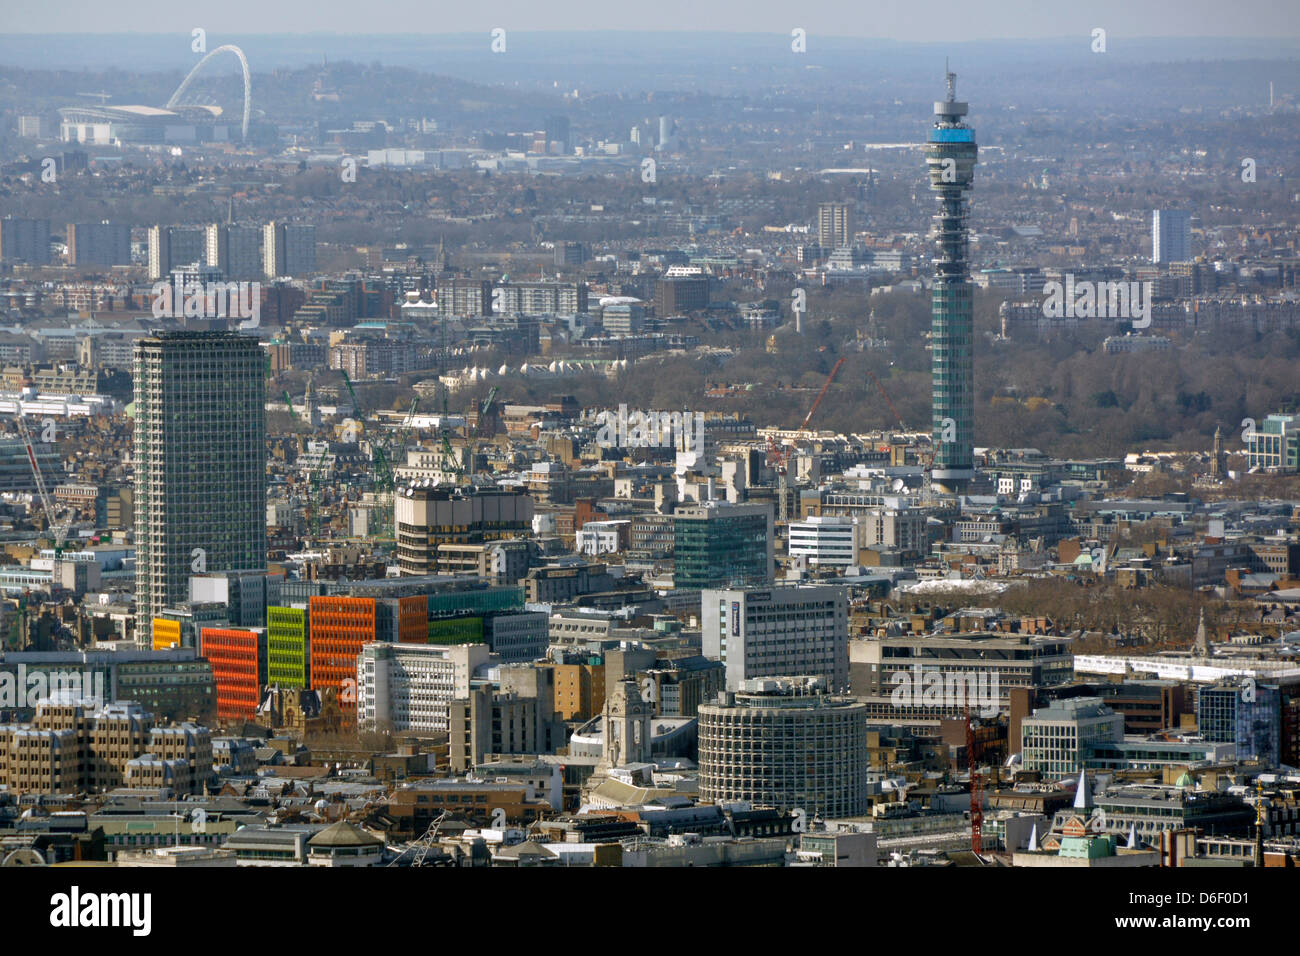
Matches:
[427,616,485,646]
[266,605,309,688]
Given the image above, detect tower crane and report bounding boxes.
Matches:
[339,368,362,423]
[283,394,328,538]
[477,385,499,438]
[15,416,72,574]
[861,366,942,500]
[439,386,463,481]
[767,435,793,524]
[866,367,906,434]
[339,370,407,539]
[799,356,846,434]
[386,810,448,867]
[393,398,420,456]
[374,398,419,540]
[772,357,847,525]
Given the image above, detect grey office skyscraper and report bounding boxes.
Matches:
[1152,209,1191,264]
[133,331,266,647]
[925,68,978,493]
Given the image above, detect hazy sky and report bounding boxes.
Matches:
[5,0,1300,41]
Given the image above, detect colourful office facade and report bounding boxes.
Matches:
[309,596,377,714]
[398,595,427,643]
[427,615,484,646]
[152,618,183,652]
[267,605,309,689]
[200,627,261,722]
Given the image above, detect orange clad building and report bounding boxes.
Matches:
[201,627,263,722]
[153,618,183,652]
[309,596,377,715]
[397,595,427,643]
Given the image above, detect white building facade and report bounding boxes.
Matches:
[702,585,849,692]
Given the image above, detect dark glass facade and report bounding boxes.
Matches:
[673,511,771,590]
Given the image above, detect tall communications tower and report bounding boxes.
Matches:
[925,66,978,494]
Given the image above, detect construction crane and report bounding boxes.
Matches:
[477,385,499,438]
[866,368,906,434]
[292,437,332,540]
[766,357,847,525]
[766,435,793,524]
[340,369,403,538]
[439,386,463,480]
[282,392,328,538]
[371,398,419,540]
[386,810,448,867]
[966,703,984,855]
[339,368,361,421]
[392,398,420,459]
[919,438,940,502]
[799,357,846,433]
[15,416,72,572]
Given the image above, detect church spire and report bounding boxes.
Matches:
[1193,607,1211,657]
[1073,768,1093,811]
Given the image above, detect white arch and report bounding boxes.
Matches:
[167,44,251,140]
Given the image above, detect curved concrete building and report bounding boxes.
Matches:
[698,676,867,819]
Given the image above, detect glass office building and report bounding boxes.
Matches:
[672,502,774,590]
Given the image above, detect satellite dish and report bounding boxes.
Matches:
[891,478,905,492]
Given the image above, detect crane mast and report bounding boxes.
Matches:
[15,416,71,561]
[799,357,846,433]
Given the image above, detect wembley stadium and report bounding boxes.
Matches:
[58,44,252,147]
